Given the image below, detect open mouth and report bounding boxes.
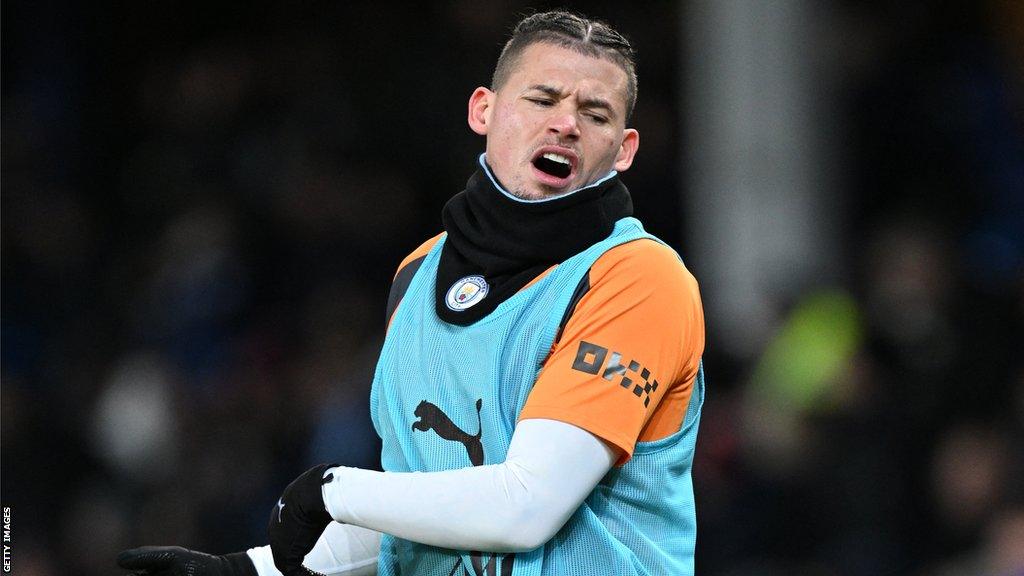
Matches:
[532,152,573,179]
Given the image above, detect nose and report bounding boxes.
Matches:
[547,110,580,140]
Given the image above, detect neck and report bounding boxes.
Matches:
[435,159,632,325]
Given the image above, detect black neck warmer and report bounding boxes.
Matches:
[437,161,632,325]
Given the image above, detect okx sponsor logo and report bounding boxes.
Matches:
[571,341,659,407]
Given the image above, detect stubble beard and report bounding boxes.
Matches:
[506,186,548,201]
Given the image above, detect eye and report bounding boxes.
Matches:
[586,113,609,125]
[527,97,554,107]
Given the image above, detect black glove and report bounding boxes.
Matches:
[268,463,338,576]
[117,546,257,576]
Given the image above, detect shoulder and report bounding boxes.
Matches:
[385,232,444,329]
[589,238,701,308]
[558,237,704,352]
[394,232,445,280]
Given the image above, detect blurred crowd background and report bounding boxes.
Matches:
[2,1,1022,575]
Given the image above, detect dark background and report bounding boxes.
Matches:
[2,1,1022,575]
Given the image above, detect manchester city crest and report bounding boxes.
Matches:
[445,275,489,311]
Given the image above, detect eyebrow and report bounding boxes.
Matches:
[527,84,617,118]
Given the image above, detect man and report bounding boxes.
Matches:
[119,10,705,576]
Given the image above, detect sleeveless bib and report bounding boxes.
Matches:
[371,217,704,576]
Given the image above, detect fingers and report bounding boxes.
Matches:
[117,545,181,571]
[268,509,316,575]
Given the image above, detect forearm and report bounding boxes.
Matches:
[322,418,616,552]
[248,523,380,576]
[327,463,540,552]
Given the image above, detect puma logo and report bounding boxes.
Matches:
[411,398,484,466]
[412,400,514,575]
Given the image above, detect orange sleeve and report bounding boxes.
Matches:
[517,239,705,466]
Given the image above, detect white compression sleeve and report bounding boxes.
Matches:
[247,522,380,576]
[322,418,617,552]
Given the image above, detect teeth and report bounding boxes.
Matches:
[542,152,571,166]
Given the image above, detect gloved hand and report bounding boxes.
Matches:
[268,463,339,576]
[117,546,257,576]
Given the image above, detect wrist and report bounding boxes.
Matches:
[321,466,345,522]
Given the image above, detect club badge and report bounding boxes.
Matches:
[445,275,489,311]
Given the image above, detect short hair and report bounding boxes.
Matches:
[491,11,638,121]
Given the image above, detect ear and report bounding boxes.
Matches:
[613,128,640,172]
[467,87,494,136]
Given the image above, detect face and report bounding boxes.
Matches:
[468,42,639,200]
